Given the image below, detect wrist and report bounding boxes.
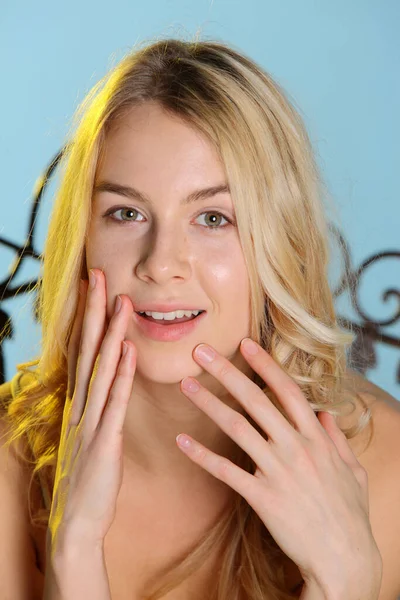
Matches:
[300,562,382,600]
[300,545,383,600]
[49,538,106,574]
[45,529,111,600]
[46,521,105,564]
[45,546,111,600]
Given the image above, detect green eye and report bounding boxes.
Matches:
[110,207,142,222]
[104,207,232,231]
[195,211,231,230]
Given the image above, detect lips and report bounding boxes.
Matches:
[133,309,207,342]
[139,313,201,325]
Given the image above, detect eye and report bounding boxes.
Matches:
[103,206,232,231]
[195,211,232,231]
[104,207,144,223]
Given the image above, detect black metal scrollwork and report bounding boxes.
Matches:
[329,225,400,382]
[1,151,399,387]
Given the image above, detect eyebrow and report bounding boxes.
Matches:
[93,180,231,206]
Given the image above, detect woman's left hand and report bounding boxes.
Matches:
[176,338,381,595]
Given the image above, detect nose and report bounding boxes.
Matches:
[135,223,192,284]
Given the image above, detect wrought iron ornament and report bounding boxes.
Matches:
[1,150,399,385]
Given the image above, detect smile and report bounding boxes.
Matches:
[133,310,207,342]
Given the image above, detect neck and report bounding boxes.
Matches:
[120,360,254,486]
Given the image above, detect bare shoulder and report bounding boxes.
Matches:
[344,368,400,412]
[339,368,400,494]
[341,369,400,599]
[339,369,400,458]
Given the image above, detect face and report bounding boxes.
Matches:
[86,101,252,387]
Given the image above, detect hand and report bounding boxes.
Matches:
[47,269,137,558]
[176,338,381,592]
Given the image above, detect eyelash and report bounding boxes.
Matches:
[102,206,233,232]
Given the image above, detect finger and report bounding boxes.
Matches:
[176,433,257,501]
[82,294,134,435]
[71,268,107,427]
[98,340,136,439]
[67,278,88,400]
[180,377,275,475]
[192,342,300,448]
[317,411,362,469]
[239,339,328,440]
[64,279,88,445]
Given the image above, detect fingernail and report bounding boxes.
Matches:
[89,270,97,290]
[241,338,258,355]
[182,377,200,392]
[115,295,122,314]
[176,434,192,448]
[195,344,215,362]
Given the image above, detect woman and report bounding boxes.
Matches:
[0,37,394,600]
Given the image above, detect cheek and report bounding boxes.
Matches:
[86,229,128,266]
[202,248,250,304]
[203,241,248,281]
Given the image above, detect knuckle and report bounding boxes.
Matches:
[352,463,369,492]
[280,379,300,401]
[231,414,249,437]
[217,458,232,479]
[280,427,304,455]
[246,391,265,413]
[118,367,134,382]
[293,438,318,469]
[354,462,368,480]
[195,446,207,463]
[107,390,117,408]
[218,362,233,380]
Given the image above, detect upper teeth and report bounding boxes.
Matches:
[137,310,202,320]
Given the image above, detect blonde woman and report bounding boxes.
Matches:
[0,37,399,600]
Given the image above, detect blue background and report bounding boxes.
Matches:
[1,0,399,398]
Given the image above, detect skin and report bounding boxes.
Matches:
[86,100,254,489]
[173,340,381,596]
[47,100,381,598]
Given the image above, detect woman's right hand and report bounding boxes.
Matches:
[47,268,137,557]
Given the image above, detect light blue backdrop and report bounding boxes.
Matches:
[1,0,399,398]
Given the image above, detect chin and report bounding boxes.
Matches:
[134,354,205,385]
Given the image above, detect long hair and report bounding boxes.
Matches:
[0,35,373,599]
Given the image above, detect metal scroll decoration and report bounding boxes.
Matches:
[0,149,399,385]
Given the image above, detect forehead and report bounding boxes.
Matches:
[97,103,227,188]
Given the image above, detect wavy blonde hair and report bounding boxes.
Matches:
[1,35,373,599]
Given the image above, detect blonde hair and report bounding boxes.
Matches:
[1,35,373,599]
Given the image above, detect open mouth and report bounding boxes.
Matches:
[136,311,206,325]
